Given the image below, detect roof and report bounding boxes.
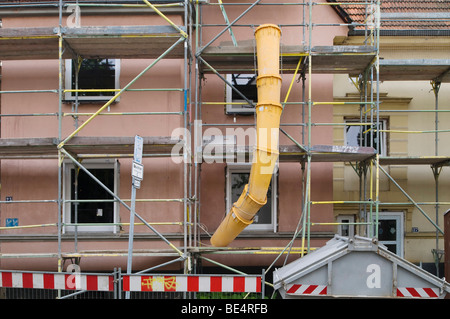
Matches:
[328,0,450,31]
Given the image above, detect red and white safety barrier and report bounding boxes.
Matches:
[285,283,440,298]
[397,287,439,298]
[0,271,114,291]
[0,271,262,294]
[286,284,327,296]
[122,275,261,293]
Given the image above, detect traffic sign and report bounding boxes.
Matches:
[132,161,144,181]
[133,135,143,164]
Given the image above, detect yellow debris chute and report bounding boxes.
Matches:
[211,24,282,247]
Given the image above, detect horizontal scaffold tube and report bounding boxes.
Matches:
[210,24,282,247]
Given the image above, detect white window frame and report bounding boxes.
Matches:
[370,211,404,257]
[64,58,121,102]
[337,214,355,237]
[63,159,120,233]
[226,163,277,232]
[225,74,256,114]
[344,118,387,156]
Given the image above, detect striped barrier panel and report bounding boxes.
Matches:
[397,287,439,298]
[285,283,440,298]
[285,284,327,296]
[0,271,114,291]
[122,275,262,293]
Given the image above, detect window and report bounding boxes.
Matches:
[65,58,120,102]
[63,160,120,233]
[372,212,404,257]
[226,164,277,231]
[345,119,387,156]
[337,215,355,237]
[226,74,257,114]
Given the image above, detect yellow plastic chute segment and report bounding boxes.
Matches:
[254,24,281,75]
[210,24,282,247]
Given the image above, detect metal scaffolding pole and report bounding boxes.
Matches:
[431,80,443,277]
[374,0,380,239]
[182,0,192,278]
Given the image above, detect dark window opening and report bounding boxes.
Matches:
[226,74,257,114]
[231,172,272,225]
[71,58,116,97]
[340,219,351,237]
[230,74,257,103]
[345,119,387,156]
[70,168,114,224]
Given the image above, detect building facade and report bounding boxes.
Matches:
[0,0,447,284]
[331,0,450,277]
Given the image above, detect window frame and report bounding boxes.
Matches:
[226,163,277,232]
[337,214,355,237]
[63,159,120,234]
[225,73,257,115]
[64,58,121,102]
[344,118,388,156]
[370,211,404,257]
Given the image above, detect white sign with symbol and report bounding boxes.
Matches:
[132,135,144,186]
[132,161,144,181]
[134,135,143,164]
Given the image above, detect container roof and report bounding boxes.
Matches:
[273,235,450,298]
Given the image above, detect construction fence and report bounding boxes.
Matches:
[0,269,265,299]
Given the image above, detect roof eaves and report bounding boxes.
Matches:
[326,0,355,25]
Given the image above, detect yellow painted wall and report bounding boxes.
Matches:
[332,35,450,264]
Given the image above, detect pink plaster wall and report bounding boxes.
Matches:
[0,13,186,271]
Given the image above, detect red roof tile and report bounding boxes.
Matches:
[327,0,450,30]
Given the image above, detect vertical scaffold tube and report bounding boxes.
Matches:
[210,24,282,247]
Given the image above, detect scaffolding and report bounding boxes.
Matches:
[0,0,448,297]
[192,0,382,277]
[0,0,193,281]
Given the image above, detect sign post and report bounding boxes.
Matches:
[126,135,144,298]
